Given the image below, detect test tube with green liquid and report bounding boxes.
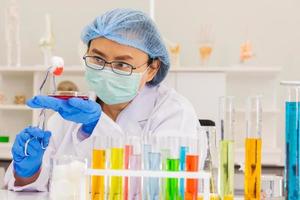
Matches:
[165,136,180,200]
[218,96,235,200]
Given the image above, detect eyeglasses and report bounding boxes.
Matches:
[83,55,152,76]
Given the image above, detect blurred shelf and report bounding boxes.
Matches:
[236,109,280,114]
[0,143,12,160]
[0,104,31,111]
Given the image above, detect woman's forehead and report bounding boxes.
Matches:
[89,37,148,60]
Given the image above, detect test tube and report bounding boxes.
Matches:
[92,136,109,200]
[127,136,142,200]
[218,96,235,200]
[160,147,170,199]
[244,96,262,200]
[142,133,152,200]
[109,136,124,200]
[185,136,200,200]
[148,136,161,200]
[124,134,134,200]
[180,145,189,200]
[165,136,180,200]
[280,81,300,199]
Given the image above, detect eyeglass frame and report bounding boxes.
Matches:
[83,55,154,76]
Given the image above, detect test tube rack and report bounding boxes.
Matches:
[85,168,211,200]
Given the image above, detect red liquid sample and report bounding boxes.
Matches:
[53,67,63,76]
[48,95,89,100]
[185,155,199,200]
[124,145,133,200]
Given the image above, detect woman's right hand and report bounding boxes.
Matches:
[27,95,102,135]
[12,127,51,179]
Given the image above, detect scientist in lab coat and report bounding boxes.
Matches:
[4,8,207,191]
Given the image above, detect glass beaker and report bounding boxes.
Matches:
[244,96,262,200]
[50,155,88,200]
[280,81,300,200]
[200,120,218,194]
[218,96,235,200]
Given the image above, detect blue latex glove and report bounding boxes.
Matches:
[27,95,102,134]
[12,127,51,178]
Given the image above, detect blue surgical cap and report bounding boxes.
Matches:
[81,8,170,86]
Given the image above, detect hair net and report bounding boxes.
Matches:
[81,8,170,86]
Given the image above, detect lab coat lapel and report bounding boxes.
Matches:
[116,85,158,135]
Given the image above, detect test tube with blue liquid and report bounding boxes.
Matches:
[281,81,300,200]
[147,136,161,200]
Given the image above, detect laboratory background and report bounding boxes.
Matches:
[0,0,300,199]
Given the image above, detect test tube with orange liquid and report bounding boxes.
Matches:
[244,96,262,200]
[92,135,110,200]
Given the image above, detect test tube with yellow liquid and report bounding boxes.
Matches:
[109,136,124,200]
[92,136,109,200]
[244,96,262,200]
[218,96,235,200]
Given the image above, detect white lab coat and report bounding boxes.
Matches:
[4,84,207,192]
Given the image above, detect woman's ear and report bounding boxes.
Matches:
[146,59,161,82]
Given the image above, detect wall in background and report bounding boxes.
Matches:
[0,0,299,154]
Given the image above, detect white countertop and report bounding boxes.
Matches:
[0,190,48,200]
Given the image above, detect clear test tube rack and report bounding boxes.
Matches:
[85,168,211,200]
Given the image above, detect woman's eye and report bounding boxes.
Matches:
[94,57,104,64]
[115,63,130,68]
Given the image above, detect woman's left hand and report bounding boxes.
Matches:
[27,95,102,134]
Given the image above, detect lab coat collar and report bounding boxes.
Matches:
[116,84,159,123]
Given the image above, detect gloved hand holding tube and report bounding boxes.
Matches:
[27,96,102,135]
[12,127,51,178]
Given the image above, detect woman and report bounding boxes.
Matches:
[4,8,207,191]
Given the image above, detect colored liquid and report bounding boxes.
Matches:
[148,152,161,200]
[143,144,151,200]
[48,95,89,100]
[219,140,234,199]
[286,102,300,200]
[223,195,233,200]
[124,145,133,200]
[166,158,180,200]
[110,148,124,200]
[185,155,199,200]
[180,146,189,200]
[244,138,262,200]
[92,149,106,200]
[160,149,170,199]
[210,194,220,200]
[129,154,142,200]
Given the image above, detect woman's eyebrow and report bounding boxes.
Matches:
[114,55,133,61]
[91,48,107,58]
[91,48,133,61]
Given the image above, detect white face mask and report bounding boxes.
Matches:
[85,66,149,105]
